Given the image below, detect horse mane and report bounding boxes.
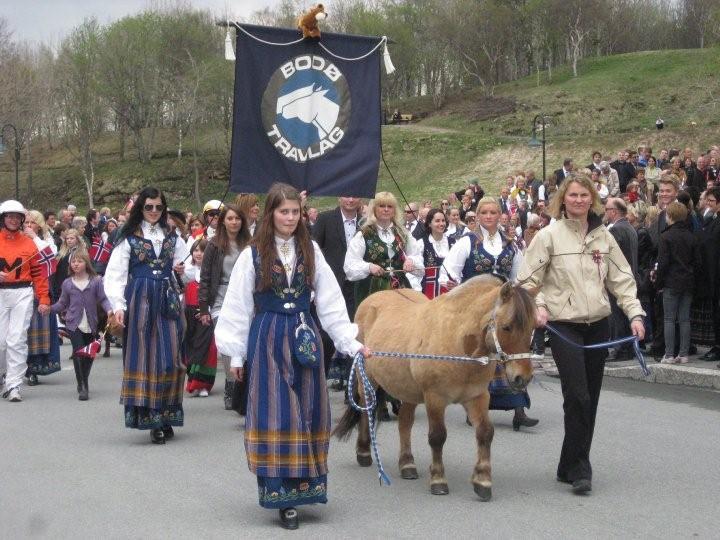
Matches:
[504,284,535,333]
[444,274,503,301]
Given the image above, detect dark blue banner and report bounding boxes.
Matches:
[230,24,382,198]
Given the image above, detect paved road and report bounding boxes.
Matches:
[2,342,719,538]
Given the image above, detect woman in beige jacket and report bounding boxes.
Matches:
[517,173,645,496]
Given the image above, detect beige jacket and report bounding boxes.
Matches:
[517,214,644,324]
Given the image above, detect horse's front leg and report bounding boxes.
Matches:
[464,391,494,501]
[425,393,449,495]
[398,402,418,479]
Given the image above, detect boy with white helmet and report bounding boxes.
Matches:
[0,200,51,402]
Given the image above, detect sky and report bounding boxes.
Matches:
[1,0,283,47]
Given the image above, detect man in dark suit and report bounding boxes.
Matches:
[698,187,720,361]
[553,158,574,187]
[605,198,639,360]
[312,197,362,384]
[497,187,512,215]
[586,151,603,172]
[610,150,636,193]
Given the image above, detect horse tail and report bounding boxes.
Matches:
[332,397,361,441]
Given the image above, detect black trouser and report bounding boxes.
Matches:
[69,329,94,357]
[713,296,720,348]
[549,318,609,482]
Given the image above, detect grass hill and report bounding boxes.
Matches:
[3,47,720,213]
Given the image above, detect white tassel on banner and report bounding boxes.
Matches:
[224,27,235,61]
[382,38,395,75]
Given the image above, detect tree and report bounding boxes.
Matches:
[55,19,105,207]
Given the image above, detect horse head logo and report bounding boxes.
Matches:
[276,83,340,139]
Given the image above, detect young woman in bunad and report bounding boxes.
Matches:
[0,200,51,403]
[197,204,251,410]
[517,173,645,495]
[24,210,61,385]
[214,183,369,530]
[417,208,455,299]
[440,196,539,431]
[182,238,218,398]
[104,187,188,445]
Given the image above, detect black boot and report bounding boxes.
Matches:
[512,407,539,431]
[224,380,233,410]
[73,358,82,394]
[103,337,111,358]
[279,507,299,530]
[79,358,92,401]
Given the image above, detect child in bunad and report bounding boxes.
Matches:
[182,238,217,397]
[50,249,112,400]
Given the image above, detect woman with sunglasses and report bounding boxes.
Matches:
[104,187,189,445]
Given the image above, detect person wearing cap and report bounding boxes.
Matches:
[0,200,51,403]
[202,200,224,239]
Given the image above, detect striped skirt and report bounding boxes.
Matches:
[691,296,715,347]
[488,363,530,410]
[26,300,61,376]
[245,311,330,509]
[121,279,186,430]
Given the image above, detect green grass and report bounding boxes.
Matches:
[3,47,720,212]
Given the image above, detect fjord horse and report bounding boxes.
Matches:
[333,275,536,500]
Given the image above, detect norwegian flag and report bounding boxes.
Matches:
[74,338,102,360]
[89,237,112,265]
[422,267,448,300]
[31,244,58,278]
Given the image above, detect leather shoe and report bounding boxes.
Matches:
[162,426,174,440]
[150,429,165,445]
[701,348,720,361]
[27,374,39,386]
[512,408,539,431]
[572,478,592,494]
[279,507,299,530]
[556,475,572,484]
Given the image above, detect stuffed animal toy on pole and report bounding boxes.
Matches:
[298,4,327,39]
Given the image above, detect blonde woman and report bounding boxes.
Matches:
[24,210,61,384]
[518,173,644,495]
[344,192,424,308]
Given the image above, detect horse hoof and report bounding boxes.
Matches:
[473,484,492,502]
[430,483,449,495]
[356,453,373,467]
[400,466,418,480]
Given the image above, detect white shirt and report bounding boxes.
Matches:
[417,234,450,261]
[214,240,362,367]
[343,225,425,287]
[340,209,359,246]
[104,220,189,312]
[72,277,92,333]
[440,225,523,285]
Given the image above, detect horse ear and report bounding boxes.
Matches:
[499,281,514,302]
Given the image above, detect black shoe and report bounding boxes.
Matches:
[512,408,539,431]
[556,475,572,484]
[162,426,175,440]
[279,507,299,530]
[701,348,720,361]
[688,344,697,356]
[150,429,166,445]
[224,380,233,411]
[572,478,592,494]
[27,374,39,386]
[78,385,88,401]
[329,380,345,391]
[79,358,92,400]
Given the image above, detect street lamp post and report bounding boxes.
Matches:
[0,123,21,200]
[528,114,549,183]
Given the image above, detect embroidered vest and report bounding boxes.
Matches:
[461,232,515,282]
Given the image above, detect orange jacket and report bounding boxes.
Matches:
[0,230,51,304]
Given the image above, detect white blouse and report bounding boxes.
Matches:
[343,225,425,285]
[440,225,523,285]
[104,220,189,312]
[417,234,450,261]
[215,239,363,368]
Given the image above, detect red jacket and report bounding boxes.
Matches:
[0,230,51,304]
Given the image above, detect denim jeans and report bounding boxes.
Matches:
[663,289,692,357]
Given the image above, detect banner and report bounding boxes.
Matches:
[230,24,382,198]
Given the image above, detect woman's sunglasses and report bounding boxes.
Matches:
[143,204,165,212]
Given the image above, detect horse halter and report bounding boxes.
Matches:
[485,302,533,363]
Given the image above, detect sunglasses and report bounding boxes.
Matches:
[206,210,220,217]
[143,204,165,212]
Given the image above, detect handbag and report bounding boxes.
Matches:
[293,312,321,368]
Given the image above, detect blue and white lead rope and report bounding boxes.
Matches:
[347,352,392,486]
[544,323,651,376]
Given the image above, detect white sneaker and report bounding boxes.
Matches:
[675,356,689,364]
[531,353,544,361]
[199,389,209,397]
[7,387,22,402]
[660,355,676,364]
[189,389,200,397]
